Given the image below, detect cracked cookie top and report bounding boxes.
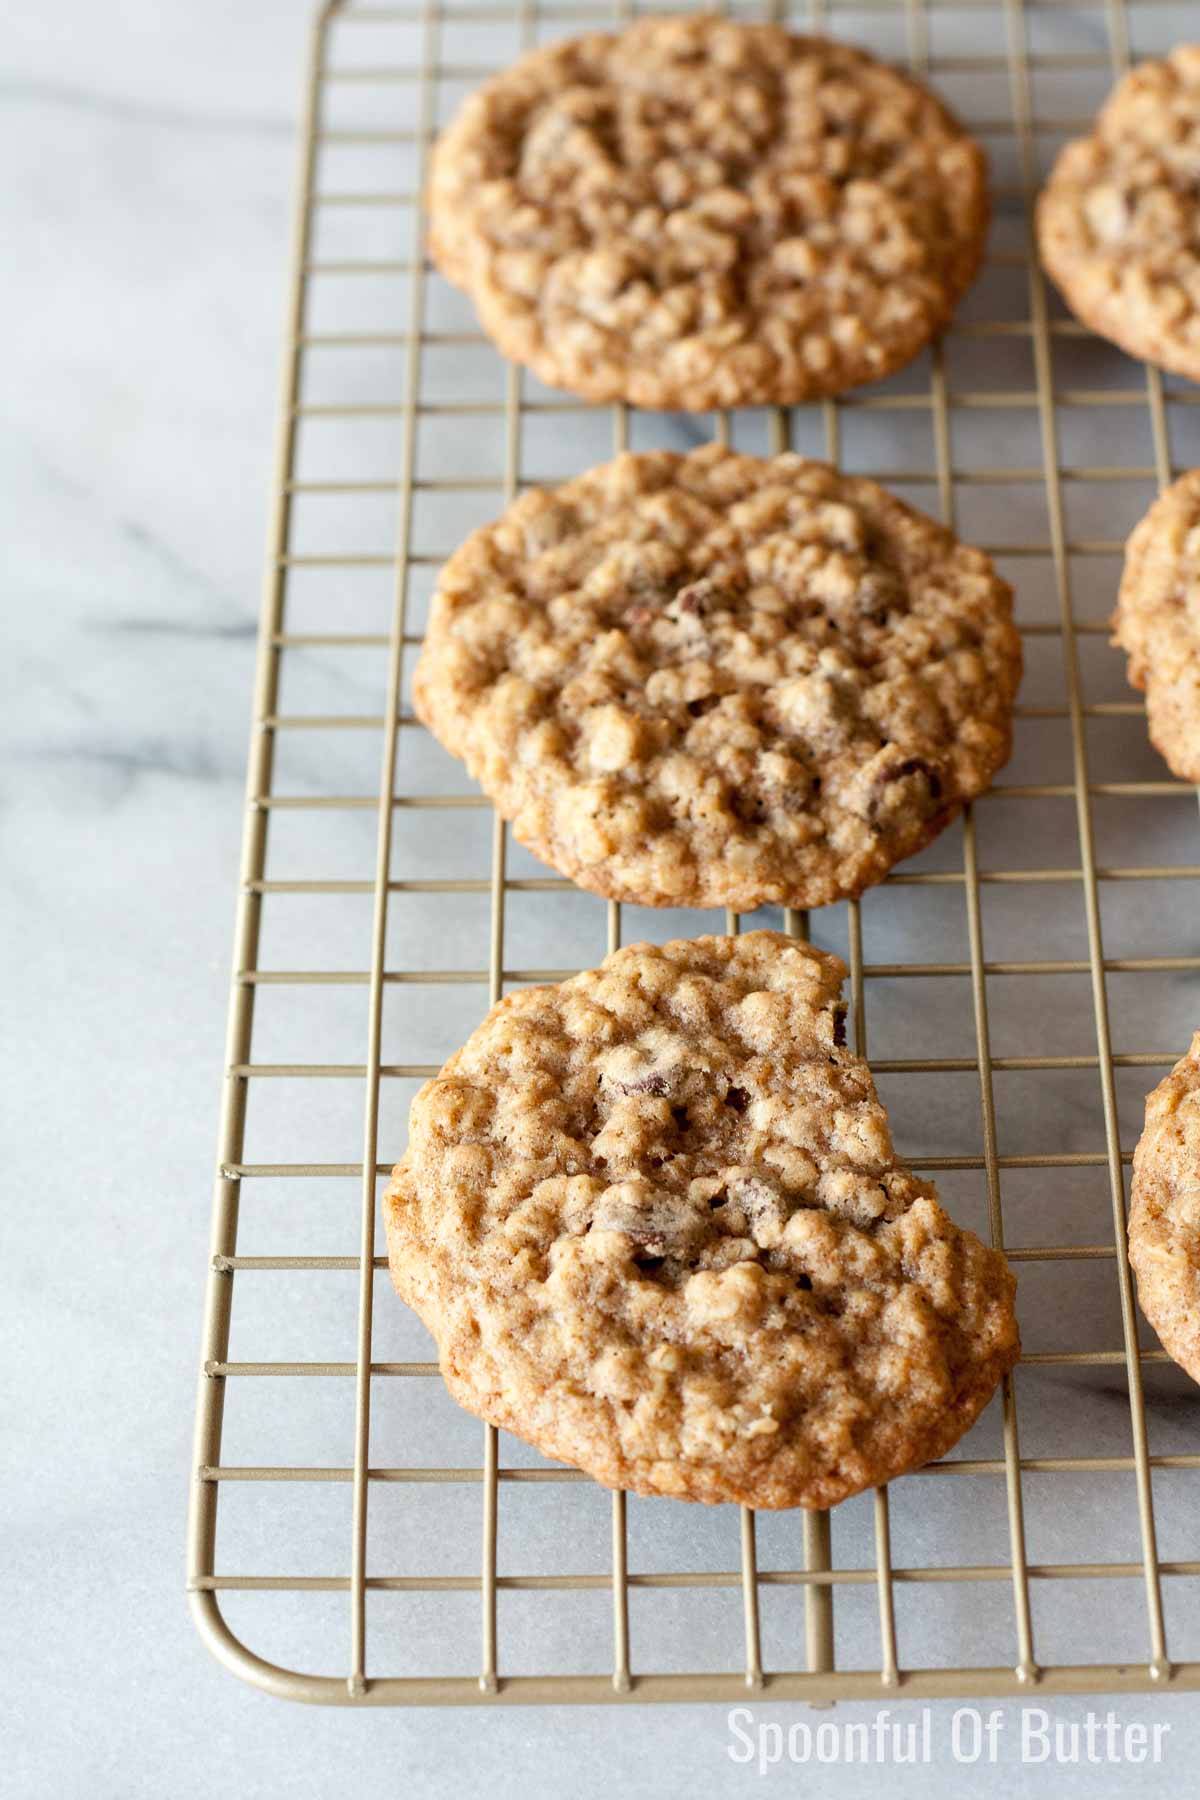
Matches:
[384,931,1020,1508]
[428,16,990,407]
[1037,47,1200,379]
[1113,468,1200,783]
[413,446,1021,911]
[1129,1033,1200,1384]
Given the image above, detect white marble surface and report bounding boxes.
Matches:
[5,2,1200,1794]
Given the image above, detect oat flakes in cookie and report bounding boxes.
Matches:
[413,446,1021,912]
[385,932,1020,1508]
[427,16,990,408]
[1113,469,1200,782]
[1129,1034,1200,1384]
[1037,47,1200,380]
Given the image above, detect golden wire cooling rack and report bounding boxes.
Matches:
[188,0,1200,1705]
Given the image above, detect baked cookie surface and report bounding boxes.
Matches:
[428,16,989,408]
[384,931,1020,1509]
[414,446,1021,912]
[1037,47,1200,379]
[1129,1034,1200,1383]
[1113,469,1200,782]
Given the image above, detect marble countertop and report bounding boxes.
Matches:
[6,2,1200,1795]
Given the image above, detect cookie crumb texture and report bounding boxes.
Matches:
[429,17,989,407]
[1130,1033,1200,1384]
[1038,47,1200,379]
[385,932,1020,1508]
[1114,468,1200,783]
[414,446,1021,911]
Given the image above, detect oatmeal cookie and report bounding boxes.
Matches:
[385,931,1019,1508]
[1113,469,1200,782]
[1037,47,1200,380]
[428,16,990,408]
[413,445,1021,912]
[1129,1034,1200,1383]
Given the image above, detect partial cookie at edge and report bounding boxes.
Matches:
[1037,46,1200,381]
[1113,469,1200,783]
[1129,1033,1200,1384]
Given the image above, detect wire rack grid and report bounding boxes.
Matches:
[188,0,1200,1706]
